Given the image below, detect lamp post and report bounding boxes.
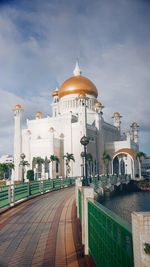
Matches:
[80,135,89,186]
[80,151,85,179]
[20,153,26,182]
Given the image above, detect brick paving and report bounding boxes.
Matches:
[0,187,95,267]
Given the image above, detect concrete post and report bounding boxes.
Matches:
[27,180,30,197]
[75,177,82,218]
[11,184,15,206]
[40,180,44,194]
[132,212,150,267]
[82,186,94,255]
[13,105,23,181]
[41,164,45,180]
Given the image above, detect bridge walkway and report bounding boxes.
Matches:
[0,187,95,267]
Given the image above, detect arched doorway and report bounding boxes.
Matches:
[113,149,135,179]
[113,156,119,176]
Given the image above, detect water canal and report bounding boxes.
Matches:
[99,191,150,223]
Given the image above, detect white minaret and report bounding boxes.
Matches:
[77,92,88,136]
[95,101,104,174]
[112,112,122,132]
[130,122,139,144]
[13,104,23,181]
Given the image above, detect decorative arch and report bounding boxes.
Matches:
[112,148,136,179]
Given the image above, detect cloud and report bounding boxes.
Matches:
[0,0,150,155]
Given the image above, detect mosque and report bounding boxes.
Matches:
[13,63,140,181]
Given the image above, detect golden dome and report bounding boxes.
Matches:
[14,104,23,110]
[112,112,122,118]
[52,90,58,97]
[95,101,103,108]
[58,75,98,98]
[35,111,42,118]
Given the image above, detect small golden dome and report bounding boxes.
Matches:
[112,112,122,117]
[15,104,23,110]
[35,111,42,118]
[52,90,58,97]
[95,101,103,108]
[58,75,98,98]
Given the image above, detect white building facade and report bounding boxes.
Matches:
[13,63,140,181]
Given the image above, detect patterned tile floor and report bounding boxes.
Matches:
[0,187,95,267]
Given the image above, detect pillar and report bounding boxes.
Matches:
[82,187,94,255]
[75,178,82,218]
[49,127,55,179]
[13,104,23,181]
[130,122,139,144]
[112,112,122,133]
[132,212,150,267]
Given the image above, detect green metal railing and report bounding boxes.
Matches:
[0,186,10,208]
[0,178,75,209]
[63,178,71,187]
[14,183,28,201]
[30,181,41,196]
[88,200,134,267]
[43,180,53,192]
[53,179,61,189]
[78,189,82,223]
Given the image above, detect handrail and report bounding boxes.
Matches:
[0,178,75,209]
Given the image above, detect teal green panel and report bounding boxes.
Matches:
[88,200,134,267]
[0,186,9,208]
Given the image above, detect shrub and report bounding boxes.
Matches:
[27,170,34,181]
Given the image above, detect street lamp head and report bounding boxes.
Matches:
[20,153,26,160]
[80,135,89,146]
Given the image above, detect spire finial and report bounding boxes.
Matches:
[73,61,81,76]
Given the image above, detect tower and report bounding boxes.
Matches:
[112,112,122,132]
[13,104,23,181]
[130,122,139,144]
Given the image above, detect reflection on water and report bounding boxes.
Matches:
[99,192,150,223]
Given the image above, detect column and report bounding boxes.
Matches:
[13,104,23,181]
[132,212,150,267]
[82,187,94,255]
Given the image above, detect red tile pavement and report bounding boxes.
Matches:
[0,187,95,267]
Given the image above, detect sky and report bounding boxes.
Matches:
[0,0,150,156]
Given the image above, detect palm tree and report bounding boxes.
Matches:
[32,157,44,180]
[136,151,147,179]
[102,150,111,177]
[63,153,75,178]
[7,163,14,180]
[0,163,4,180]
[0,163,9,180]
[50,155,60,179]
[44,156,50,178]
[19,160,30,182]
